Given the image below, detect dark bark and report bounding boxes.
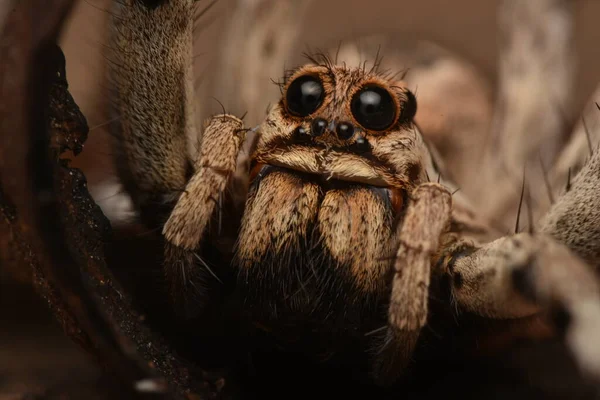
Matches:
[0,1,227,398]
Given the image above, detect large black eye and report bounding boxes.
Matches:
[351,85,396,131]
[285,75,324,117]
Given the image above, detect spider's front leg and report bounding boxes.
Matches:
[372,183,452,385]
[109,0,247,318]
[163,115,246,317]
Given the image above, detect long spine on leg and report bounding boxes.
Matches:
[109,0,196,225]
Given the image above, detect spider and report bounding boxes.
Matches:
[103,0,600,391]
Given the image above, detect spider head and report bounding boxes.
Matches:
[251,64,422,189]
[234,63,431,355]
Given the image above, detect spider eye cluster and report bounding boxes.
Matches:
[285,75,324,117]
[285,74,416,132]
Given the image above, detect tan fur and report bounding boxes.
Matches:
[317,188,397,293]
[256,66,426,192]
[109,1,250,318]
[163,115,244,249]
[160,113,246,317]
[540,146,600,266]
[237,170,322,268]
[446,233,600,379]
[370,183,452,384]
[389,183,452,331]
[256,145,410,188]
[110,0,196,202]
[449,235,543,318]
[240,63,430,296]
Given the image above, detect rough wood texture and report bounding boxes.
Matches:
[0,2,230,398]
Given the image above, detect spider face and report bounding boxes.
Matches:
[234,64,427,346]
[250,65,421,188]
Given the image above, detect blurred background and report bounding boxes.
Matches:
[57,0,600,229]
[3,0,600,397]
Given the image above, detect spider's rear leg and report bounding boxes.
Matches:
[372,183,452,385]
[163,115,246,318]
[447,234,600,381]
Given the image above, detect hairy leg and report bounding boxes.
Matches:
[541,141,600,266]
[163,115,246,318]
[372,183,452,385]
[110,0,198,224]
[109,0,247,318]
[447,233,600,381]
[443,95,600,382]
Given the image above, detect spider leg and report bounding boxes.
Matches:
[542,140,600,267]
[109,0,249,317]
[109,0,199,225]
[447,233,600,381]
[372,183,452,385]
[163,115,246,318]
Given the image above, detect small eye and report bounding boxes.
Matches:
[351,85,396,131]
[285,75,324,117]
